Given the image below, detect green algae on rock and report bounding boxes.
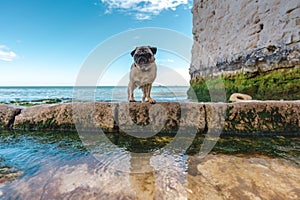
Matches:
[188,67,300,102]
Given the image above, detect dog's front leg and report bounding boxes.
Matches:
[141,86,147,103]
[146,84,156,104]
[128,82,136,102]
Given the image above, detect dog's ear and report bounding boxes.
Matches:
[131,48,137,57]
[149,47,157,55]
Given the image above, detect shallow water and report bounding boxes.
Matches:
[0,130,299,199]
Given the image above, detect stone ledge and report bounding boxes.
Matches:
[0,104,22,129]
[0,101,299,135]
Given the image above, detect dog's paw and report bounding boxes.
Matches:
[148,98,156,104]
[129,99,137,102]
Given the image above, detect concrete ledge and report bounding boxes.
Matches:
[0,101,299,135]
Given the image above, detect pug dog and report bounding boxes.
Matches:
[128,46,157,104]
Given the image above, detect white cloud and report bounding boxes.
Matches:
[0,45,18,62]
[135,13,152,20]
[157,58,175,63]
[101,0,190,20]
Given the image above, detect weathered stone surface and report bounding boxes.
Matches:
[190,0,300,101]
[14,103,116,131]
[224,101,300,134]
[203,101,300,135]
[191,0,300,76]
[73,102,117,131]
[14,104,74,130]
[0,104,21,129]
[188,155,300,200]
[0,102,298,135]
[205,103,227,134]
[117,102,206,135]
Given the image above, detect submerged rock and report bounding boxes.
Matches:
[188,155,300,200]
[2,154,299,199]
[0,167,22,187]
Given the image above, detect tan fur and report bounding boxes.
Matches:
[128,46,157,104]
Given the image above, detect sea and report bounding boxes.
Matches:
[0,86,191,103]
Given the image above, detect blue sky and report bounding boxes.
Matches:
[0,0,193,86]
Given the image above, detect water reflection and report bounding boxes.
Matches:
[130,154,155,199]
[0,131,299,199]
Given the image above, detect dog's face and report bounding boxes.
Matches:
[131,46,157,71]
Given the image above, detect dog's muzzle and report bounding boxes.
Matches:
[135,53,151,65]
[137,56,147,65]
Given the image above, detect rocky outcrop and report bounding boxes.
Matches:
[189,0,300,101]
[0,105,21,129]
[204,101,300,135]
[12,102,206,134]
[13,103,116,131]
[0,102,299,135]
[224,101,299,134]
[117,102,206,135]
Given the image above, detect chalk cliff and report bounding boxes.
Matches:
[189,0,300,101]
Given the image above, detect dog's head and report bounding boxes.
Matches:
[131,46,157,71]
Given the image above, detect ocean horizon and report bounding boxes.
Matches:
[0,86,190,103]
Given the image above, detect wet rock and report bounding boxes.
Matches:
[1,102,298,135]
[3,162,136,200]
[117,102,206,134]
[188,154,300,200]
[0,167,22,187]
[14,103,116,131]
[205,103,227,134]
[0,104,22,129]
[224,101,300,135]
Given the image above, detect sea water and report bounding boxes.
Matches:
[0,86,190,103]
[0,130,299,199]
